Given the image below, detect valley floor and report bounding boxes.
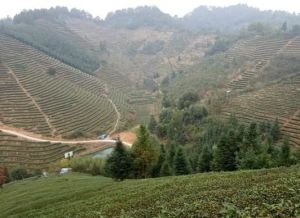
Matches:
[0,166,299,217]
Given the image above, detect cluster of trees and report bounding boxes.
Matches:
[199,117,297,172]
[107,113,300,181]
[105,6,177,30]
[1,28,100,74]
[183,5,300,33]
[106,125,160,180]
[147,92,300,176]
[13,7,94,24]
[106,127,193,181]
[0,166,38,188]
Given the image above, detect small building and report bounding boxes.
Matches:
[98,133,108,139]
[60,168,72,174]
[64,151,74,159]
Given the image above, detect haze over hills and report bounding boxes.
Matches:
[0,3,300,217]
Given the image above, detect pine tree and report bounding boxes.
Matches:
[212,132,237,171]
[131,125,158,178]
[105,140,132,181]
[281,21,287,32]
[160,161,171,176]
[148,115,158,134]
[270,119,281,142]
[245,122,258,149]
[279,138,291,166]
[167,142,177,172]
[198,145,212,172]
[152,144,166,177]
[174,147,190,175]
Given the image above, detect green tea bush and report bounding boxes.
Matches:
[69,157,106,176]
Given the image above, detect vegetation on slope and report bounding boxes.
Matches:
[0,7,100,74]
[0,166,299,217]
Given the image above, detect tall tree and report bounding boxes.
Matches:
[167,142,177,172]
[160,161,172,176]
[198,145,212,172]
[175,147,190,175]
[270,119,281,142]
[279,137,291,166]
[281,21,287,32]
[244,122,258,149]
[212,132,237,171]
[105,140,132,181]
[148,115,158,134]
[131,125,158,178]
[152,144,166,177]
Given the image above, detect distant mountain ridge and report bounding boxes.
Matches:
[2,4,300,32]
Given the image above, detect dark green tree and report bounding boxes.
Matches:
[10,167,29,181]
[279,138,291,166]
[148,115,158,134]
[212,131,237,171]
[177,92,199,109]
[244,122,258,149]
[198,145,212,172]
[131,125,158,178]
[105,140,132,181]
[167,142,177,171]
[270,119,281,142]
[152,144,166,177]
[160,161,172,176]
[174,147,190,175]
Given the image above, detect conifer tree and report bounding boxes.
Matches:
[198,145,212,172]
[167,142,177,172]
[148,115,158,134]
[152,144,166,177]
[212,131,237,171]
[131,125,158,178]
[105,140,132,181]
[175,147,190,175]
[245,122,258,149]
[279,137,291,166]
[160,161,172,176]
[270,119,281,142]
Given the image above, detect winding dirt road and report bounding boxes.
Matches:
[0,128,132,147]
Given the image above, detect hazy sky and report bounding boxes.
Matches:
[0,0,299,19]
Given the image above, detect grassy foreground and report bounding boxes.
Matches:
[0,166,300,218]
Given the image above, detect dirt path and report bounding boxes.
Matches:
[107,97,120,134]
[0,128,132,147]
[7,68,56,136]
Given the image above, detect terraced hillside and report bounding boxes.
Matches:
[222,74,300,146]
[226,35,292,90]
[0,131,72,169]
[0,34,132,138]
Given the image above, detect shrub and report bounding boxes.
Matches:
[63,130,86,139]
[69,157,106,176]
[47,67,57,76]
[0,166,9,188]
[10,167,30,181]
